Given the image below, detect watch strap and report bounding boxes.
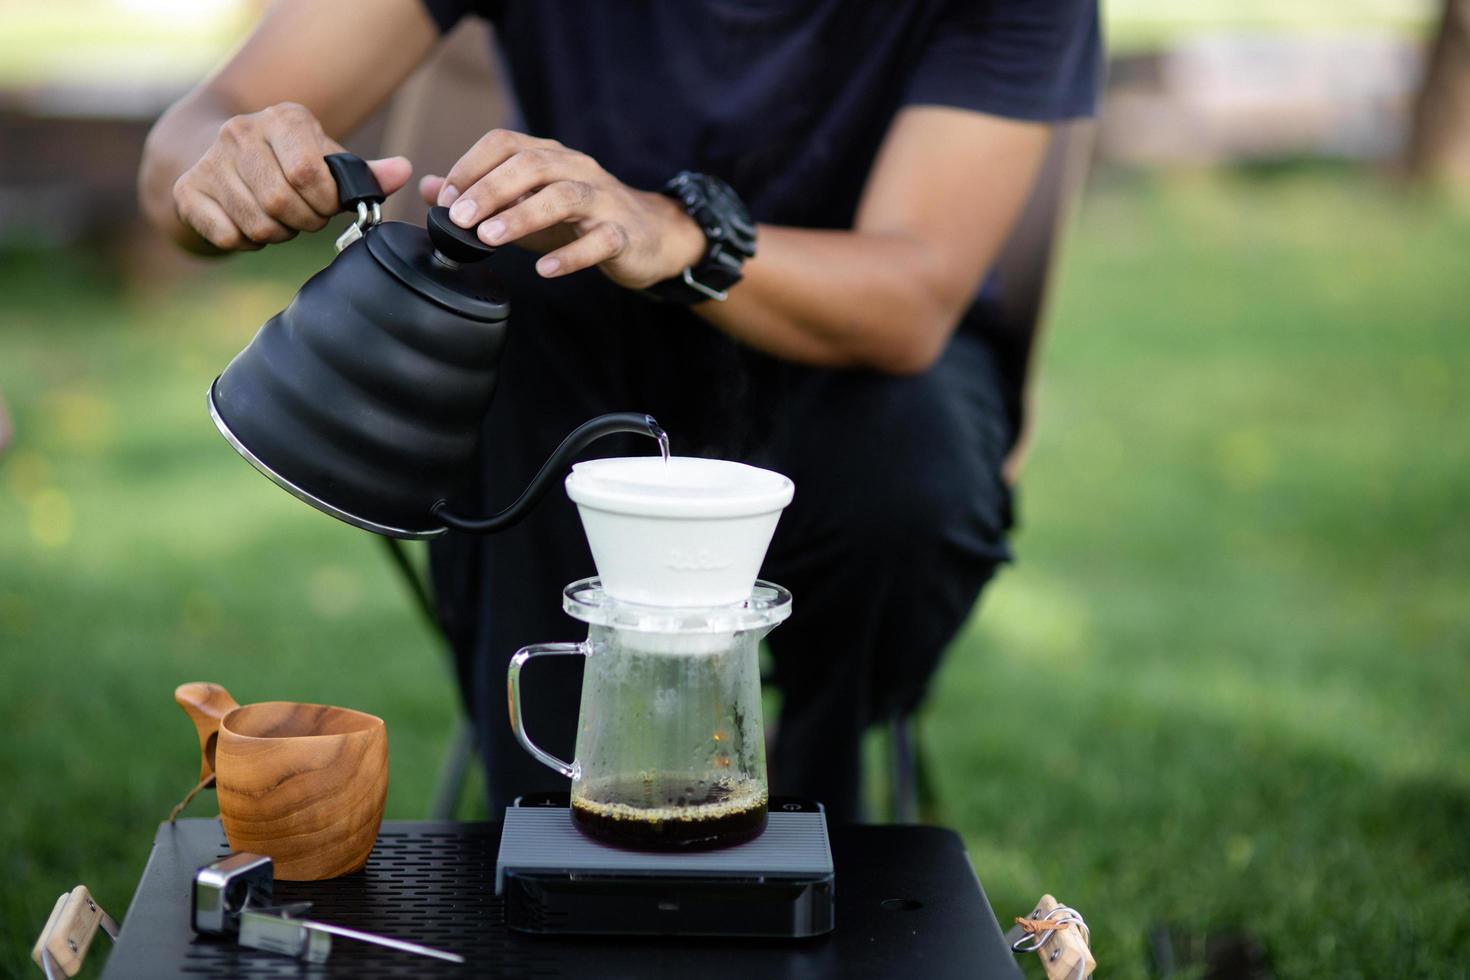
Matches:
[645,172,754,304]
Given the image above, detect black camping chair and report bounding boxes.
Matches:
[0,389,12,458]
[376,537,478,820]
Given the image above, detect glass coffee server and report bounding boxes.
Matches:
[508,578,791,850]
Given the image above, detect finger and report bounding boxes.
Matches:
[214,166,296,245]
[267,140,338,219]
[536,222,628,278]
[366,155,412,196]
[420,174,447,206]
[477,180,594,247]
[174,184,260,252]
[259,104,341,217]
[441,129,547,210]
[259,103,410,212]
[237,143,329,231]
[453,146,593,229]
[444,133,574,226]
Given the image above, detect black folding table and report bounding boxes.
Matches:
[100,818,1022,979]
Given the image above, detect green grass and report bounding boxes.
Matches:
[925,169,1470,978]
[1103,0,1436,51]
[2,169,1468,978]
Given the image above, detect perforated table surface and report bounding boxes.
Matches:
[101,819,1021,980]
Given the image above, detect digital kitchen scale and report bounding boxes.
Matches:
[497,794,835,939]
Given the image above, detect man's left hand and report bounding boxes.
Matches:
[420,129,705,289]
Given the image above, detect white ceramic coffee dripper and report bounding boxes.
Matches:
[564,456,794,607]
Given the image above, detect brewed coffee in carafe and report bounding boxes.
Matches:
[568,616,773,849]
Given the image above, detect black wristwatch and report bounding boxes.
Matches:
[644,171,756,304]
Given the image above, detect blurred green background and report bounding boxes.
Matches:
[3,2,1469,979]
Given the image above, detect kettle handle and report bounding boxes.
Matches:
[432,413,667,535]
[324,153,386,214]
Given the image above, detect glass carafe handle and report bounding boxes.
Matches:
[506,641,591,779]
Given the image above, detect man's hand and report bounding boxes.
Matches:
[139,0,439,255]
[168,102,411,253]
[419,129,705,289]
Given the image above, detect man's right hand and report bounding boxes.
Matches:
[164,102,411,254]
[139,0,439,256]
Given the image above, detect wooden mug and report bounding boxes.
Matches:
[175,682,388,880]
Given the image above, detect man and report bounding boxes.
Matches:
[139,1,1100,822]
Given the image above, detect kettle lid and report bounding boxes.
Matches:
[365,206,509,323]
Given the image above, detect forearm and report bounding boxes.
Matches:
[694,110,1047,375]
[693,224,968,375]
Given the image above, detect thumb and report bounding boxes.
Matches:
[367,156,413,196]
[419,174,447,206]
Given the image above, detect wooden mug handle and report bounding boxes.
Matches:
[175,682,239,782]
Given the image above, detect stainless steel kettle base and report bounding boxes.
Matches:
[207,380,446,541]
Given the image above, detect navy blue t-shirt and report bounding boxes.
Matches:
[422,1,1100,232]
[419,0,1100,433]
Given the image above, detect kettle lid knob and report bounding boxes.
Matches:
[427,206,496,266]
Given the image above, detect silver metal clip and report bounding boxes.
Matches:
[335,200,382,252]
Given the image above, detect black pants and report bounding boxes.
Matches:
[430,249,1014,823]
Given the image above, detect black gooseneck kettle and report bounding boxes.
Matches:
[208,153,664,539]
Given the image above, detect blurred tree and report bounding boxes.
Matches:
[1410,0,1470,189]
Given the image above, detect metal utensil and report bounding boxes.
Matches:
[193,853,464,965]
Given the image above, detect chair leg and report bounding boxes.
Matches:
[889,710,920,823]
[428,719,476,820]
[914,722,940,821]
[0,388,12,457]
[377,537,477,820]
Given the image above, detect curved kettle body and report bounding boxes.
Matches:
[208,153,662,538]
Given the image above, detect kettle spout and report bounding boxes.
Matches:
[431,413,667,535]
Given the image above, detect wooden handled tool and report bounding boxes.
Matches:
[31,885,119,979]
[1012,894,1096,980]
